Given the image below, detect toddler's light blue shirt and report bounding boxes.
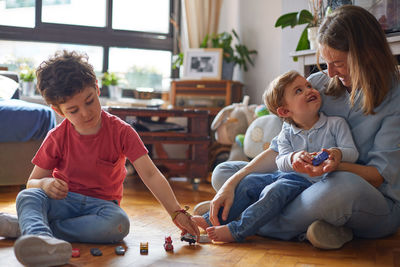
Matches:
[276,112,359,182]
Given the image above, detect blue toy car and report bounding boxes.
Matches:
[312,151,329,166]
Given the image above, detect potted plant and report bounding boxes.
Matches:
[101,72,121,99]
[275,0,330,57]
[19,67,36,96]
[173,29,257,80]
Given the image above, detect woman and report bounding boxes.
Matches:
[202,5,400,249]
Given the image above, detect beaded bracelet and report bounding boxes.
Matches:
[171,205,192,221]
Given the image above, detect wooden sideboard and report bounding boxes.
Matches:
[291,35,400,76]
[170,80,243,116]
[106,106,210,189]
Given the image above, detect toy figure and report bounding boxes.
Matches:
[140,242,148,254]
[180,233,196,245]
[164,236,174,251]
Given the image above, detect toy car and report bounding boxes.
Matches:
[115,245,126,255]
[71,248,80,258]
[140,242,148,254]
[90,248,102,256]
[312,151,329,166]
[180,233,196,245]
[164,236,174,251]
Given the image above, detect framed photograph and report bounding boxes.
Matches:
[183,48,223,79]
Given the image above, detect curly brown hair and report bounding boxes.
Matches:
[36,50,97,107]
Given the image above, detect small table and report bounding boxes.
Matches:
[106,106,210,188]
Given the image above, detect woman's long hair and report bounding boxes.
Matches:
[317,5,399,115]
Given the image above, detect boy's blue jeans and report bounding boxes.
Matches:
[16,188,130,243]
[203,172,311,242]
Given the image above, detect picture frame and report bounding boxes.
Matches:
[183,48,223,80]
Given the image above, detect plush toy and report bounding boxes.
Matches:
[242,114,283,159]
[211,96,283,162]
[210,96,257,145]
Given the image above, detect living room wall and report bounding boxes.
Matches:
[218,0,309,105]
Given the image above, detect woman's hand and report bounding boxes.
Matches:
[41,178,69,199]
[173,213,200,239]
[209,184,235,226]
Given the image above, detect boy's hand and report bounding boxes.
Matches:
[41,178,69,199]
[173,213,200,240]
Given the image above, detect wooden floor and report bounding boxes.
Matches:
[1,176,400,267]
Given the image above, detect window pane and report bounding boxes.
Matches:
[113,0,169,33]
[42,0,106,27]
[0,40,103,76]
[0,0,35,28]
[109,47,171,90]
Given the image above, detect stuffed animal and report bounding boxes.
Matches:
[242,114,282,159]
[210,96,257,145]
[211,96,283,162]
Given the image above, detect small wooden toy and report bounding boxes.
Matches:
[180,233,196,245]
[312,151,329,166]
[71,248,80,258]
[140,242,148,254]
[115,245,126,255]
[90,248,102,256]
[164,236,174,251]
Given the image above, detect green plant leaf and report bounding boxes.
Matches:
[275,12,299,28]
[200,34,209,48]
[296,9,314,25]
[295,27,310,51]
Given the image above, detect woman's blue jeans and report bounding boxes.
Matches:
[16,188,130,243]
[204,172,311,242]
[211,161,400,240]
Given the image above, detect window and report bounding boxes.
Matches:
[0,0,35,28]
[112,0,170,33]
[109,47,171,90]
[0,0,179,92]
[0,40,103,73]
[42,0,106,27]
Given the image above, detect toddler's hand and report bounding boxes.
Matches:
[292,150,313,173]
[41,178,69,199]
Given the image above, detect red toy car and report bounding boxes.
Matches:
[164,236,174,251]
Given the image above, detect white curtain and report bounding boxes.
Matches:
[184,0,223,48]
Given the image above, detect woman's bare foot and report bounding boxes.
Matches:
[206,225,235,242]
[192,215,210,231]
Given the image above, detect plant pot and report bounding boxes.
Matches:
[307,26,319,50]
[108,85,121,100]
[221,60,235,80]
[21,81,35,96]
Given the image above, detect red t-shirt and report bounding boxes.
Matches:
[32,110,148,203]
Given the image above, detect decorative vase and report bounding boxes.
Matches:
[108,85,121,100]
[21,81,35,96]
[221,60,235,80]
[307,27,319,50]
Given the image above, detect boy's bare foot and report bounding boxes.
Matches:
[192,215,210,231]
[206,226,235,242]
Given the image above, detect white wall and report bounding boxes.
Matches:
[218,0,309,105]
